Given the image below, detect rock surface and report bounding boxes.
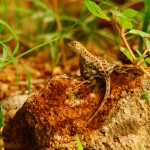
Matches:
[2,69,150,150]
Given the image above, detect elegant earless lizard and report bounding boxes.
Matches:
[68,41,118,125]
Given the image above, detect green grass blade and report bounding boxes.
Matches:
[0,104,4,128]
[1,36,13,43]
[0,45,8,61]
[76,134,83,150]
[0,19,18,41]
[13,42,19,56]
[0,0,6,31]
[22,65,31,95]
[50,41,58,65]
[0,19,19,58]
[30,0,54,16]
[0,42,19,85]
[138,0,150,52]
[16,38,59,59]
[0,38,59,69]
[138,144,145,150]
[15,0,20,20]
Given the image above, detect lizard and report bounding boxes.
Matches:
[67,40,118,126]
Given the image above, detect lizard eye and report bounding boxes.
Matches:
[74,42,77,46]
[73,42,77,47]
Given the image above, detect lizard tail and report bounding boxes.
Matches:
[85,77,110,126]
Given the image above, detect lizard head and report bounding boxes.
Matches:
[67,41,82,54]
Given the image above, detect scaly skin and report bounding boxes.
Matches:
[68,41,117,125]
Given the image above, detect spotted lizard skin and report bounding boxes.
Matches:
[68,41,118,125]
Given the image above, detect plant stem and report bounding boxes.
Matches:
[120,29,136,61]
[139,65,150,78]
[52,0,66,62]
[114,22,136,61]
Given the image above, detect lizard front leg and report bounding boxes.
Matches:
[79,55,96,80]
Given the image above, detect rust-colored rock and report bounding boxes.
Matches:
[2,69,150,150]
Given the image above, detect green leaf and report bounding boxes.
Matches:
[122,8,138,18]
[141,61,147,67]
[116,16,133,29]
[136,50,147,60]
[141,91,150,100]
[120,46,133,62]
[144,38,150,50]
[111,10,133,29]
[135,50,147,66]
[84,0,110,21]
[76,134,83,150]
[145,57,150,64]
[111,10,125,18]
[136,50,142,57]
[129,29,150,38]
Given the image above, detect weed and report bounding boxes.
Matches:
[84,0,150,77]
